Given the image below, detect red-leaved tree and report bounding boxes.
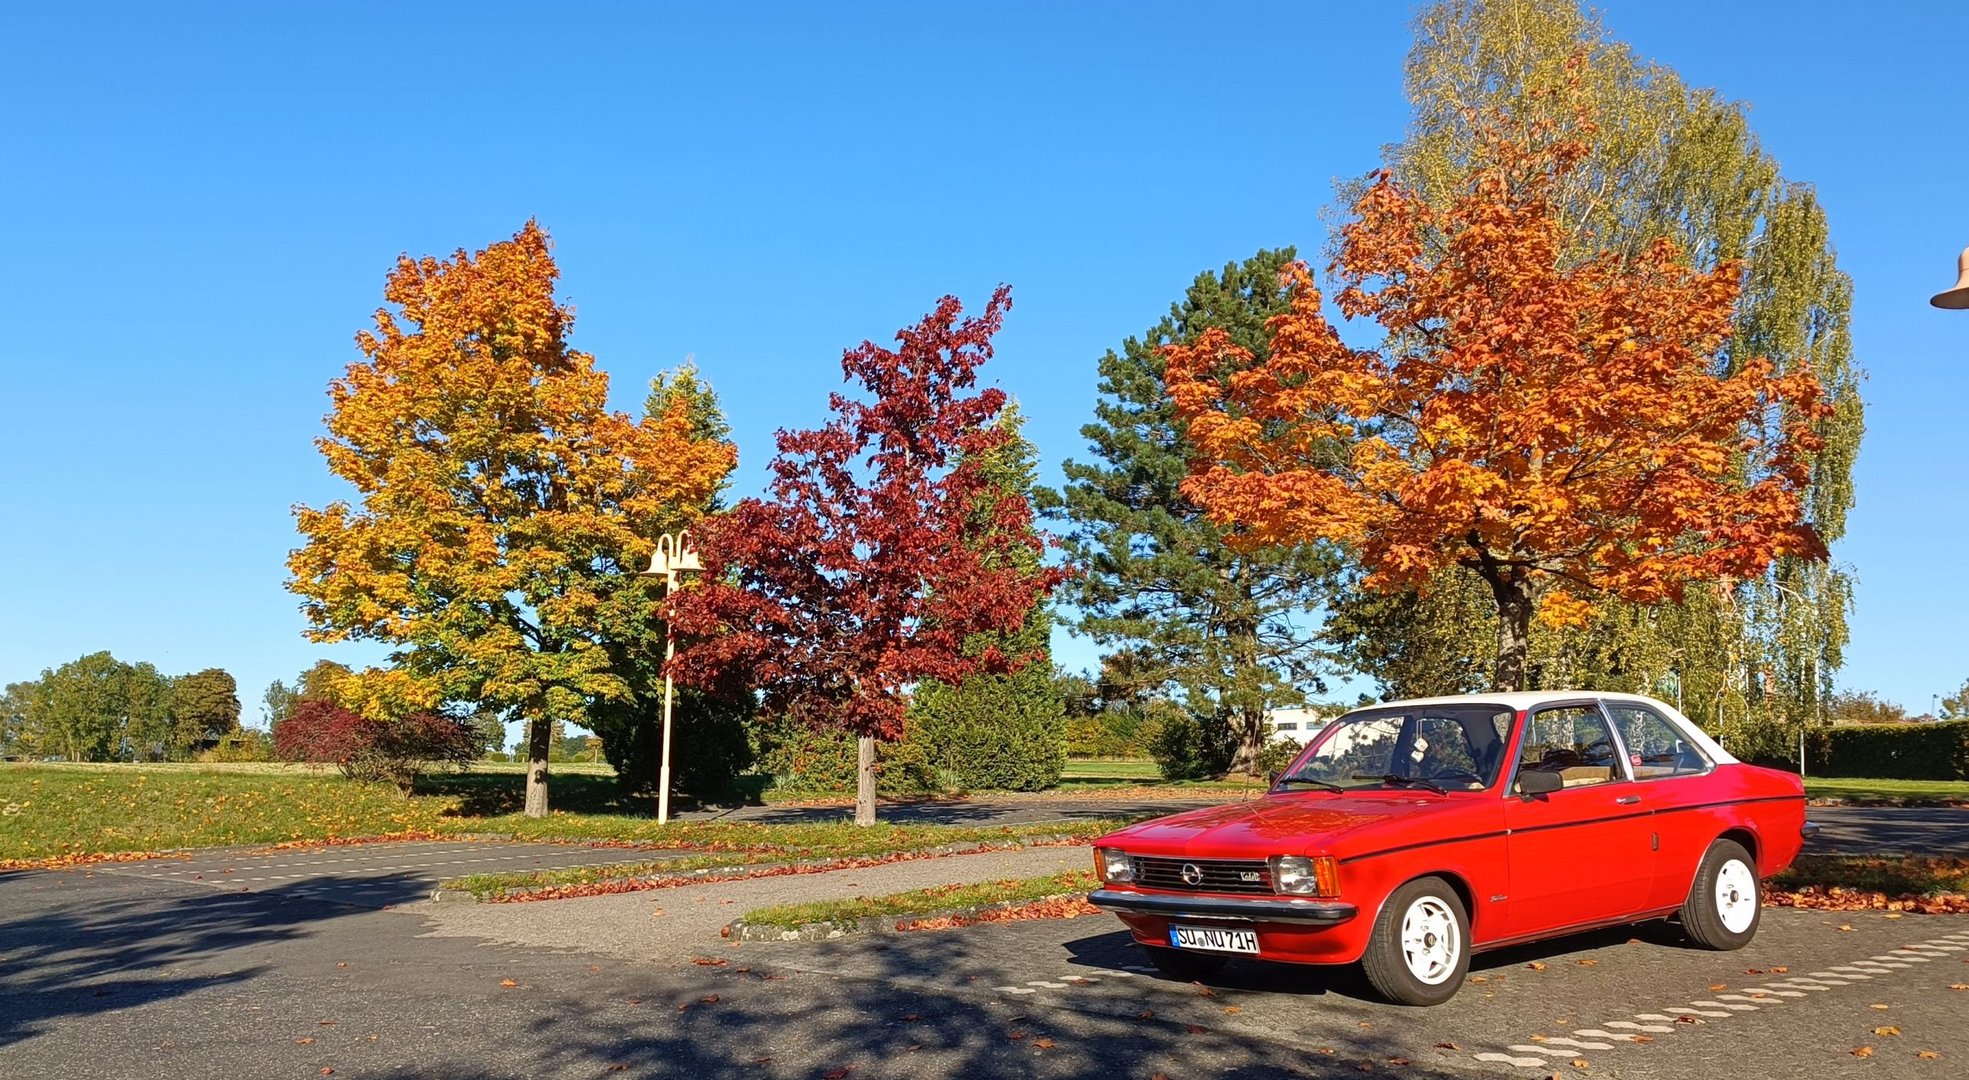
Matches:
[666,287,1063,824]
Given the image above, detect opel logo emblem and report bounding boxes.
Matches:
[1180,863,1204,886]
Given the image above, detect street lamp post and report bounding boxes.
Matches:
[639,530,703,825]
[1933,246,1969,309]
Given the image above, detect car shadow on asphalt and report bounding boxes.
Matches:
[0,870,431,1049]
[368,959,1484,1080]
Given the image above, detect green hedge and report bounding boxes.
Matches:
[1806,721,1969,781]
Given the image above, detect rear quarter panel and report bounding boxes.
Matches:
[1645,763,1808,912]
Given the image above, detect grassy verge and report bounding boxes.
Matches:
[440,822,1118,900]
[741,869,1098,929]
[1803,777,1969,805]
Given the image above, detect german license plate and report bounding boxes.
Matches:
[1169,925,1259,953]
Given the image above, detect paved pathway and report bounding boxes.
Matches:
[413,844,1089,958]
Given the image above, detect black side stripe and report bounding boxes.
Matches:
[1337,793,1806,865]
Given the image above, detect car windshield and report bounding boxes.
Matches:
[1278,704,1516,792]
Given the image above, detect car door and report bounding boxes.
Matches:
[1502,701,1656,937]
[1604,699,1718,911]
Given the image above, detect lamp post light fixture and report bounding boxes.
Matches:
[639,530,704,825]
[1933,246,1969,309]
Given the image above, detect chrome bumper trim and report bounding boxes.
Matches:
[1087,888,1357,926]
[1801,820,1821,840]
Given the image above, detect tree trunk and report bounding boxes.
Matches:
[854,735,877,826]
[523,716,552,818]
[1229,704,1267,777]
[1489,577,1532,693]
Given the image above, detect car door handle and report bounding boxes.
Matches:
[1615,795,1642,805]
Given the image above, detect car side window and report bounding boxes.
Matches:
[1608,703,1712,780]
[1515,706,1623,790]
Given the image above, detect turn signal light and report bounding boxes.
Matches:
[1271,854,1339,897]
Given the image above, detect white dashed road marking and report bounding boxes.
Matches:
[1476,928,1969,1070]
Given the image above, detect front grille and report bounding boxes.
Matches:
[1129,856,1274,895]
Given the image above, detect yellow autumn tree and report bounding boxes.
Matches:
[289,222,735,816]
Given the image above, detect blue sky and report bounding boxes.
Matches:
[2,1,1964,724]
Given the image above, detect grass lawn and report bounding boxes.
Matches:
[0,762,1122,866]
[1060,759,1159,780]
[1802,776,1969,804]
[740,869,1098,928]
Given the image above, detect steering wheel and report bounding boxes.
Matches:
[1579,739,1616,763]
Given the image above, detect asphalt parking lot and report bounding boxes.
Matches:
[3,832,1967,1078]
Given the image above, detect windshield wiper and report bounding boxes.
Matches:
[1351,773,1448,795]
[1275,776,1344,792]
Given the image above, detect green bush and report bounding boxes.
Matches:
[589,686,755,803]
[199,730,273,763]
[1807,721,1969,781]
[1066,707,1163,758]
[752,716,941,797]
[1255,736,1304,778]
[1148,708,1237,780]
[910,662,1065,792]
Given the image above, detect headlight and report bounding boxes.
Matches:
[1096,847,1135,884]
[1271,855,1339,896]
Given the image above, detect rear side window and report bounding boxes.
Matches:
[1608,703,1711,779]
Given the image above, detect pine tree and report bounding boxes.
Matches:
[1041,250,1338,775]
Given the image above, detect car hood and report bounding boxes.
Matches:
[1099,793,1480,859]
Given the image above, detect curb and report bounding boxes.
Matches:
[724,891,1086,941]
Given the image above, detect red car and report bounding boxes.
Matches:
[1089,692,1814,1005]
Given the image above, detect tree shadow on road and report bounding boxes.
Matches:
[0,869,430,1049]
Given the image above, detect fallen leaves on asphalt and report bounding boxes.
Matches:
[1852,1047,1875,1058]
[1874,1026,1903,1037]
[499,979,518,988]
[1527,961,1547,971]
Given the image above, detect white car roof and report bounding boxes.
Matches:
[1348,691,1739,765]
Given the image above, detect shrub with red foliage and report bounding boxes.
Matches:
[274,700,476,790]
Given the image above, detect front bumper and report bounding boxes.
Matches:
[1087,888,1359,926]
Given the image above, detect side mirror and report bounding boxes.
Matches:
[1266,770,1282,788]
[1516,770,1563,797]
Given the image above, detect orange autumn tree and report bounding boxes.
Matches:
[289,222,735,816]
[1166,120,1831,692]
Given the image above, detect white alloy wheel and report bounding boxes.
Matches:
[1714,857,1758,934]
[1399,895,1461,985]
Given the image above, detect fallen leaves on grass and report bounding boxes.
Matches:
[256,831,446,852]
[0,850,188,872]
[894,894,1100,931]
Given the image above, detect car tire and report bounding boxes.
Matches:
[1681,838,1760,950]
[1361,876,1470,1006]
[1142,945,1228,981]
